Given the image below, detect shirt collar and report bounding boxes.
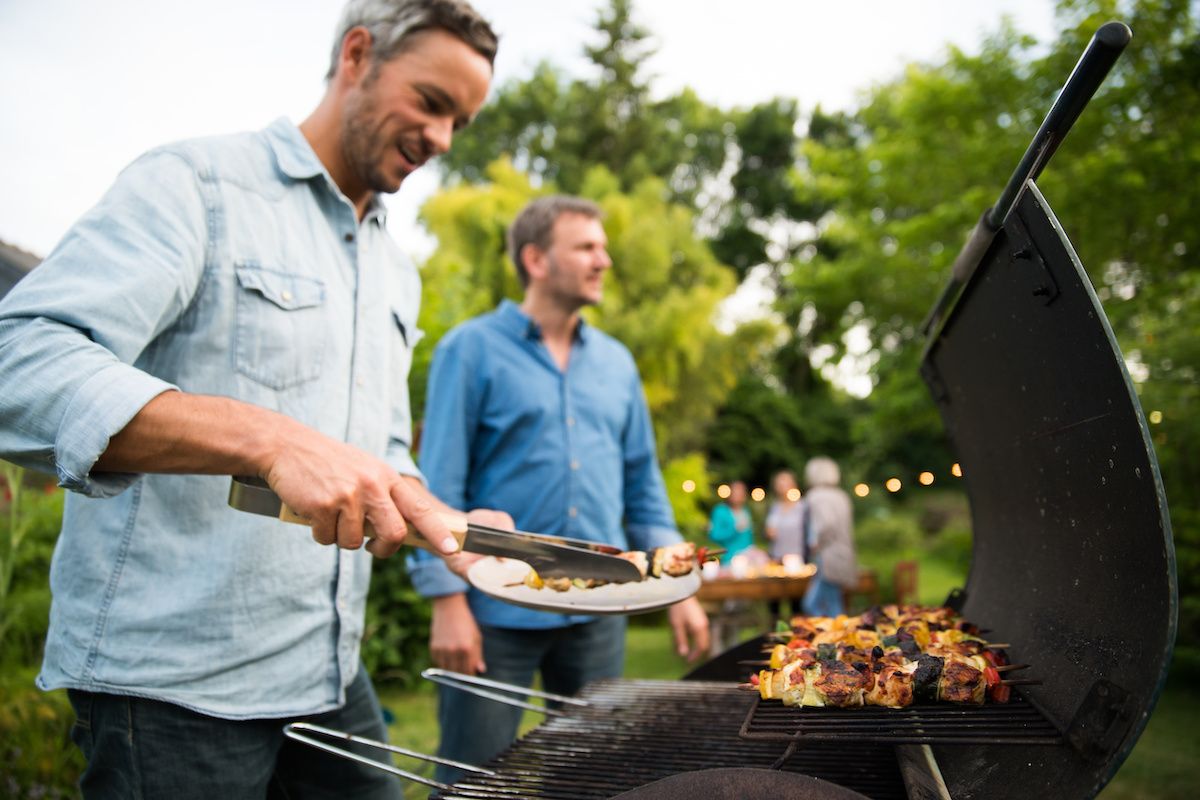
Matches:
[264,117,388,226]
[496,298,590,343]
[265,117,324,180]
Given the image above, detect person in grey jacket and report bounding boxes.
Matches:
[801,456,858,616]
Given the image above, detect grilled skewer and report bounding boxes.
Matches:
[748,604,1032,708]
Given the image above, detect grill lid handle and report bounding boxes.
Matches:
[922,20,1132,335]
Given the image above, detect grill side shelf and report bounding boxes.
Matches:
[738,692,1064,746]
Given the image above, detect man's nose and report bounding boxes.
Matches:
[596,249,613,269]
[426,117,454,157]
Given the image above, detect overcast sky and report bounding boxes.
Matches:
[0,0,1058,260]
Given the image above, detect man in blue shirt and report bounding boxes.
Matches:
[0,1,504,796]
[409,195,711,782]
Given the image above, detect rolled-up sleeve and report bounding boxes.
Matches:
[406,330,478,597]
[0,150,206,496]
[620,370,682,551]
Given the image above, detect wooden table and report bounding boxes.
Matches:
[695,569,881,653]
[697,575,811,603]
[697,575,810,652]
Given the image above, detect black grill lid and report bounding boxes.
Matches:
[920,180,1176,797]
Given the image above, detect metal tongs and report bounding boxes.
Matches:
[281,668,590,791]
[227,476,643,583]
[282,721,492,792]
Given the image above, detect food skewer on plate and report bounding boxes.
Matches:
[521,542,722,591]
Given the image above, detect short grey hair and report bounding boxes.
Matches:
[326,0,498,80]
[507,195,603,287]
[804,456,841,489]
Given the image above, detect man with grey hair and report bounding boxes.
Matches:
[409,195,711,783]
[0,1,499,796]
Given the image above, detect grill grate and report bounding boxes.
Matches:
[432,679,906,800]
[739,692,1063,746]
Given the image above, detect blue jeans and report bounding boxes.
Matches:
[67,665,402,799]
[435,616,626,785]
[803,557,845,617]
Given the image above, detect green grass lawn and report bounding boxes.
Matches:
[379,623,1200,800]
[1098,647,1200,799]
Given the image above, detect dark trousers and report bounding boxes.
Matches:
[434,616,626,785]
[67,666,402,800]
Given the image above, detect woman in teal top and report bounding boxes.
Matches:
[708,480,754,563]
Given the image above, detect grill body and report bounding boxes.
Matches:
[919,182,1176,798]
[433,680,905,800]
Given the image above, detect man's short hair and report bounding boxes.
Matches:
[507,195,603,287]
[327,0,498,80]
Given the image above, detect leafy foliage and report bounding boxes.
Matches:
[0,466,82,797]
[361,564,433,687]
[414,160,775,464]
[778,0,1198,639]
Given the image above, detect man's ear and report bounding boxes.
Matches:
[521,243,548,282]
[334,26,373,86]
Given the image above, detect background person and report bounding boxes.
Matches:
[408,195,710,784]
[765,468,806,619]
[0,1,502,796]
[801,456,858,616]
[708,479,754,564]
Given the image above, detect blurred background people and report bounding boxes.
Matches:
[708,480,754,564]
[765,469,805,619]
[801,457,858,616]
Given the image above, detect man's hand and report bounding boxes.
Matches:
[430,593,486,675]
[261,419,457,559]
[667,595,710,662]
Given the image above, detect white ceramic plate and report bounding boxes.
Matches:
[467,557,701,615]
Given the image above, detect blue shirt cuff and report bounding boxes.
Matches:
[56,364,178,498]
[406,551,470,597]
[625,523,683,551]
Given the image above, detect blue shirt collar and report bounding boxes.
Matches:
[264,117,387,225]
[496,298,590,343]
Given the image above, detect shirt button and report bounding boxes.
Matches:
[569,507,578,518]
[566,417,575,427]
[570,460,580,470]
[344,232,355,243]
[355,376,365,388]
[281,290,293,303]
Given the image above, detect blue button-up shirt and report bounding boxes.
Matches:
[407,300,681,628]
[0,118,424,719]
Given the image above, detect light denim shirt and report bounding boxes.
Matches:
[0,118,424,719]
[407,300,681,629]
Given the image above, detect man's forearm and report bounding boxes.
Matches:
[94,391,289,477]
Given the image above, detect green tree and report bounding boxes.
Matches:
[414,159,773,465]
[438,0,730,205]
[773,0,1198,634]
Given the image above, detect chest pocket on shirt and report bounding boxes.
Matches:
[234,263,326,390]
[391,307,424,380]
